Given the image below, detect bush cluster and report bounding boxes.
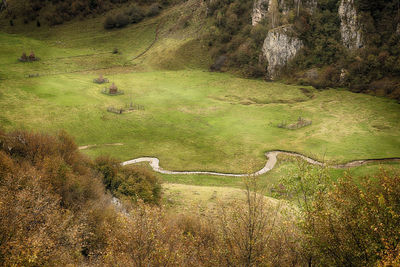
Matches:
[203,0,268,78]
[287,0,400,100]
[94,156,161,204]
[5,0,166,26]
[104,3,161,30]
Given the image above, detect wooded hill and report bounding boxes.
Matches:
[2,0,400,100]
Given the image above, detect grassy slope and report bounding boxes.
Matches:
[0,1,399,178]
[163,183,282,214]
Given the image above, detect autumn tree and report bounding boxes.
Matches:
[217,175,283,266]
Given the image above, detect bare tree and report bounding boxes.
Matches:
[218,175,281,266]
[269,0,280,28]
[296,0,302,17]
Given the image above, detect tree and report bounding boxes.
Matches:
[218,175,281,266]
[269,0,279,29]
[296,0,302,17]
[304,169,400,266]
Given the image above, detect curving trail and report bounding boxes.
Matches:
[122,151,400,177]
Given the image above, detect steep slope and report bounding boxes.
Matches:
[205,0,400,99]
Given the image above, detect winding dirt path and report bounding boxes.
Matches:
[122,151,400,177]
[131,22,161,61]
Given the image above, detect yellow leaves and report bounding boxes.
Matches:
[378,194,386,207]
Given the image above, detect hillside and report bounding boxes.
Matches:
[2,0,400,99]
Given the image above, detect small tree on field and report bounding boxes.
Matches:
[104,16,115,29]
[20,52,28,62]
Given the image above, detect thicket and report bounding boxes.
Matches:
[103,3,161,30]
[204,0,400,99]
[94,156,161,204]
[291,0,343,69]
[346,0,400,99]
[0,130,399,265]
[0,130,162,264]
[289,0,400,98]
[279,160,400,266]
[203,0,268,78]
[3,0,169,26]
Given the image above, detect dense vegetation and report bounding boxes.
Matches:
[204,0,268,77]
[103,2,161,29]
[294,0,400,99]
[0,130,161,264]
[280,160,400,266]
[4,0,173,26]
[0,130,398,265]
[204,0,400,99]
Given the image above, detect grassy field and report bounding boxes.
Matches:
[162,183,282,214]
[0,2,399,180]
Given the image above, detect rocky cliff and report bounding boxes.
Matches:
[256,0,367,79]
[262,25,303,80]
[338,0,363,50]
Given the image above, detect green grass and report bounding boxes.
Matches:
[0,3,399,178]
[160,156,400,193]
[162,183,280,214]
[1,69,399,173]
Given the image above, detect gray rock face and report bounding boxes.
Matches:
[338,0,363,49]
[262,25,303,79]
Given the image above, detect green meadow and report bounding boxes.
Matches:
[0,6,399,197]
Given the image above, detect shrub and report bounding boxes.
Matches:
[94,156,162,204]
[125,4,144,24]
[210,55,227,72]
[114,13,130,28]
[104,15,116,29]
[118,166,161,204]
[147,3,161,17]
[304,170,400,266]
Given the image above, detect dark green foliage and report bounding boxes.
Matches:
[344,0,400,98]
[95,156,162,204]
[103,3,161,30]
[8,0,166,27]
[114,12,130,28]
[104,15,116,29]
[147,3,161,17]
[203,0,267,78]
[292,0,343,69]
[125,4,145,23]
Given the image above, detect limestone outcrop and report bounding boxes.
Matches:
[262,25,303,79]
[338,0,363,49]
